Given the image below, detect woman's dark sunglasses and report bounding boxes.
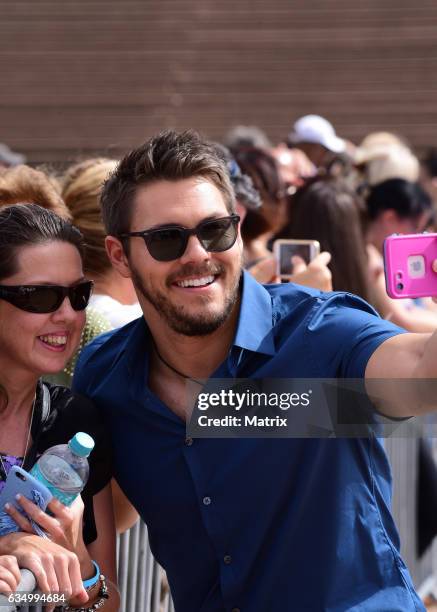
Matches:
[0,280,93,314]
[118,214,240,262]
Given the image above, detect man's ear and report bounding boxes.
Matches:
[236,202,247,224]
[105,235,132,278]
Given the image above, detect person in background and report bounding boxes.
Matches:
[211,142,263,220]
[62,158,142,328]
[233,146,290,267]
[0,165,69,219]
[0,204,119,610]
[215,143,332,290]
[364,178,437,332]
[270,143,315,193]
[62,158,140,533]
[365,178,432,252]
[420,147,437,213]
[223,124,272,152]
[355,132,419,188]
[286,114,347,169]
[276,176,370,300]
[0,144,25,169]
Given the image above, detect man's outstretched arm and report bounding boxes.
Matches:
[365,330,437,417]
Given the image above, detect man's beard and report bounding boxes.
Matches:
[130,261,242,337]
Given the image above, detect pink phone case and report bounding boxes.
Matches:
[383,233,437,298]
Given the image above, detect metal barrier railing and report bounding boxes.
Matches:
[0,569,36,612]
[385,435,437,589]
[116,520,174,612]
[0,522,173,612]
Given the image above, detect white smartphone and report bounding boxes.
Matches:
[273,239,320,279]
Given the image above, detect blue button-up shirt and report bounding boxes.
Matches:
[74,273,424,612]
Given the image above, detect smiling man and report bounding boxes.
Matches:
[118,177,242,339]
[73,130,434,611]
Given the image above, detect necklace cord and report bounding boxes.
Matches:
[153,344,205,386]
[0,391,37,481]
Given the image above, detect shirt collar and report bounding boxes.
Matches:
[232,271,275,356]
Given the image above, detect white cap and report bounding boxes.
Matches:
[359,145,419,186]
[288,115,346,154]
[354,131,419,185]
[0,143,25,167]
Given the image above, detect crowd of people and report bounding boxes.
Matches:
[0,117,436,611]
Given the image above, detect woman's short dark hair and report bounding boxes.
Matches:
[0,203,84,281]
[234,147,285,241]
[277,177,370,301]
[234,147,284,205]
[365,178,432,222]
[211,143,261,211]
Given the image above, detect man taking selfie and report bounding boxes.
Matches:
[74,130,435,611]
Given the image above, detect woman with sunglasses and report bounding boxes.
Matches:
[0,204,119,611]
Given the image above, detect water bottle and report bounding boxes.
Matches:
[30,432,95,506]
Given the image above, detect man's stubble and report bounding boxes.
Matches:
[130,258,243,337]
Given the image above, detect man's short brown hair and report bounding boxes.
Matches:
[101,130,235,238]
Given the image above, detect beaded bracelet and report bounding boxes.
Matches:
[62,574,109,611]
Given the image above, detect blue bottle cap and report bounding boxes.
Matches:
[68,432,95,458]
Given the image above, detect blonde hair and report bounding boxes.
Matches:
[62,158,118,277]
[0,165,70,219]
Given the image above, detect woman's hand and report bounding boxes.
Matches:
[290,252,333,292]
[0,532,88,604]
[0,555,21,594]
[246,252,333,291]
[247,257,279,283]
[5,494,94,580]
[6,495,84,554]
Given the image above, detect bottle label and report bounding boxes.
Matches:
[30,463,78,507]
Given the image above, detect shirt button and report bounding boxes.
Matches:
[223,555,232,564]
[202,496,211,506]
[185,437,193,446]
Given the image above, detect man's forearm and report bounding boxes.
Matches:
[409,329,437,414]
[414,329,437,379]
[366,331,437,416]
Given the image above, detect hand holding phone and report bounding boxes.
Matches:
[0,466,52,536]
[273,239,320,280]
[383,233,437,299]
[290,251,333,292]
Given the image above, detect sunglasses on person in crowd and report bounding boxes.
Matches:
[0,280,93,313]
[118,214,240,262]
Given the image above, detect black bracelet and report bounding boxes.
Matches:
[61,574,109,611]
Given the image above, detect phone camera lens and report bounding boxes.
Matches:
[396,282,404,291]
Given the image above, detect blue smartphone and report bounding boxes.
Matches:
[0,466,53,516]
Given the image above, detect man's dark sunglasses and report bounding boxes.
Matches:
[0,280,93,313]
[118,214,240,262]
